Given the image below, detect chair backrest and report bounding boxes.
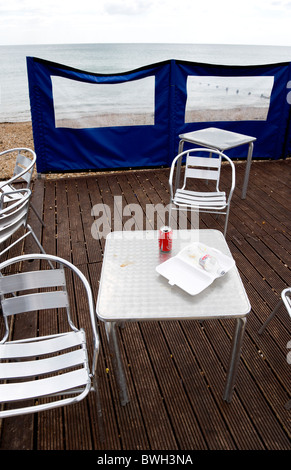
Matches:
[0,268,69,317]
[0,148,36,189]
[0,189,31,244]
[184,152,222,185]
[0,254,99,355]
[0,265,72,345]
[169,147,235,197]
[13,152,35,185]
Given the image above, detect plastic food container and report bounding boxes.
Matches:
[156,242,235,295]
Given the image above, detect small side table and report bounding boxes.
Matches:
[178,127,256,199]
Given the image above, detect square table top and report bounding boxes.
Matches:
[96,229,251,322]
[179,127,256,151]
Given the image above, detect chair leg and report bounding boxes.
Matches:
[27,224,54,269]
[30,203,45,227]
[258,299,283,335]
[223,205,231,237]
[92,376,105,442]
[168,202,173,228]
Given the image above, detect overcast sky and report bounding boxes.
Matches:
[0,0,291,46]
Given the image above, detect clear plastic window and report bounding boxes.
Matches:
[52,76,155,128]
[185,76,274,122]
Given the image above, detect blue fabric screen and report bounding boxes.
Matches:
[173,60,291,161]
[27,57,291,173]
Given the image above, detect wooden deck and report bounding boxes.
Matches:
[0,158,290,451]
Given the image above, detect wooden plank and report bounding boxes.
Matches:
[55,179,71,261]
[66,178,88,266]
[42,179,57,256]
[75,178,102,264]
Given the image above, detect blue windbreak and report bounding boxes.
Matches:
[27,57,291,173]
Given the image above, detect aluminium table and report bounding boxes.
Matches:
[96,229,251,405]
[178,127,256,199]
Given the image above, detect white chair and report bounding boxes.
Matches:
[0,253,103,434]
[0,148,43,225]
[258,287,291,410]
[0,188,48,261]
[169,148,235,236]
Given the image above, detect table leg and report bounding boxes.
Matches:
[175,140,185,192]
[105,322,130,406]
[223,317,247,402]
[241,142,254,199]
[178,139,184,154]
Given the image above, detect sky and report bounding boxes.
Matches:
[0,0,291,46]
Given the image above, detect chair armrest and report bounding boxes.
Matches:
[221,153,236,201]
[0,189,31,212]
[169,152,184,199]
[282,287,291,317]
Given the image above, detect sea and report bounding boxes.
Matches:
[1,42,291,123]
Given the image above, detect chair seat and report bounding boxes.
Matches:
[174,188,227,210]
[0,329,91,415]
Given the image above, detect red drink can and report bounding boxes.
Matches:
[159,226,173,252]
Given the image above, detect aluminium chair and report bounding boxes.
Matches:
[0,188,49,263]
[168,148,235,236]
[258,287,291,410]
[0,253,103,437]
[0,148,43,225]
